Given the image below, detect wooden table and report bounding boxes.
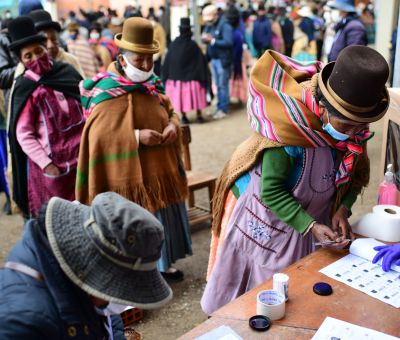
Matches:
[179,248,400,339]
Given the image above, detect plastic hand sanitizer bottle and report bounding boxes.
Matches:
[378,164,398,205]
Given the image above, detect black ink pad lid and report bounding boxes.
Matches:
[313,282,333,296]
[249,315,271,331]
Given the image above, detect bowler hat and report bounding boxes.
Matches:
[8,16,46,51]
[45,192,172,308]
[179,17,191,29]
[115,17,159,54]
[318,45,389,123]
[29,9,61,32]
[329,0,356,13]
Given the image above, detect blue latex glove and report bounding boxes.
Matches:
[372,244,400,272]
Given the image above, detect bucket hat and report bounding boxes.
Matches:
[28,9,61,32]
[114,17,159,54]
[8,16,47,51]
[45,192,172,309]
[318,45,389,123]
[328,0,356,13]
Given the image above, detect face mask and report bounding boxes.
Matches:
[122,55,153,82]
[94,303,130,317]
[322,112,349,141]
[69,32,78,40]
[90,32,100,40]
[25,52,52,76]
[330,10,343,23]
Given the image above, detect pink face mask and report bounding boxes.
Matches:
[25,52,52,76]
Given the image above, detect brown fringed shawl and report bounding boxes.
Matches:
[76,71,187,210]
[211,51,370,236]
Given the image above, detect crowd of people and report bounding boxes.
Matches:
[1,0,400,339]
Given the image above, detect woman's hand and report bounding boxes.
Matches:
[44,163,60,176]
[311,222,350,250]
[139,129,163,146]
[332,205,355,241]
[162,123,178,145]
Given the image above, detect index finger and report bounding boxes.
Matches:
[328,239,351,250]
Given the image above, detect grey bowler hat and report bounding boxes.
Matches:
[45,192,172,309]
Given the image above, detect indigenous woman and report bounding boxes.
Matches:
[201,46,390,314]
[8,16,84,217]
[76,17,191,282]
[162,18,208,124]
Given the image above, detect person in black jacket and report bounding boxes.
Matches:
[278,7,294,57]
[0,21,18,106]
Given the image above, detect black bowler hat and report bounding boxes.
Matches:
[8,16,47,51]
[179,17,191,29]
[29,9,61,32]
[318,45,390,123]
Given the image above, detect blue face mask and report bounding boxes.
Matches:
[322,111,349,141]
[69,33,78,41]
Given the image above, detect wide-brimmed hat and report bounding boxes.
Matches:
[29,9,61,32]
[328,0,356,13]
[318,45,389,123]
[45,192,172,309]
[8,16,47,51]
[115,17,159,54]
[297,6,314,18]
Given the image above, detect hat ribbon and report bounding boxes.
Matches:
[83,214,158,271]
[327,80,378,113]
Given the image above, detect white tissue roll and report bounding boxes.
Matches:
[351,205,400,242]
[256,290,285,320]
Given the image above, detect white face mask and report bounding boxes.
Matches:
[122,55,153,82]
[331,9,343,23]
[90,32,100,40]
[94,303,131,316]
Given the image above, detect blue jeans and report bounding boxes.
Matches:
[211,59,231,113]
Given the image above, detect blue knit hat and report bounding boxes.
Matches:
[19,0,43,16]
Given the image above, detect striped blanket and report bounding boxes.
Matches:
[80,72,165,118]
[247,50,372,187]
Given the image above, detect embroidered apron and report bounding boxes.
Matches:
[28,89,84,216]
[201,147,337,314]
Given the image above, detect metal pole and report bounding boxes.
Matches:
[191,0,201,44]
[393,7,400,87]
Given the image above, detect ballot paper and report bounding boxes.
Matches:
[319,238,400,308]
[195,325,243,340]
[312,317,398,340]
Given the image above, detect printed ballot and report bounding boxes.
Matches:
[312,317,398,340]
[319,238,400,308]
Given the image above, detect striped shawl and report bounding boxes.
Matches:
[211,50,371,235]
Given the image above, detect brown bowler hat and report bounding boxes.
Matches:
[318,45,390,123]
[114,17,159,54]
